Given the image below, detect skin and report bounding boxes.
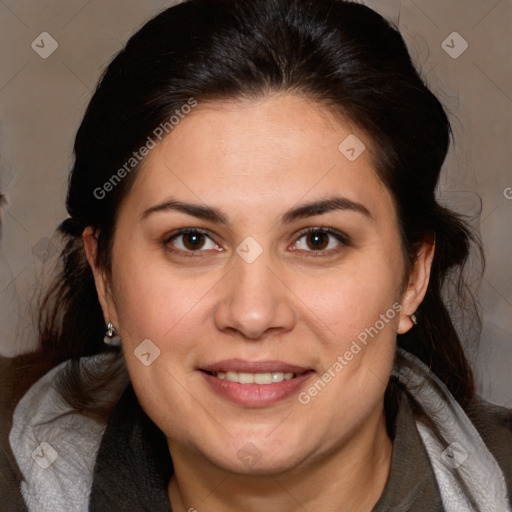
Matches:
[84,94,434,511]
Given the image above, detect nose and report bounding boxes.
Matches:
[214,251,296,340]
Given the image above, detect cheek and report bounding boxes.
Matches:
[290,254,403,406]
[292,263,401,414]
[294,254,402,341]
[110,251,213,437]
[111,244,211,345]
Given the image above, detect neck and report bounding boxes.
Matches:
[167,406,392,512]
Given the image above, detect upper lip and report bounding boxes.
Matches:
[199,359,311,374]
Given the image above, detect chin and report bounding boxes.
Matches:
[192,426,314,476]
[210,447,308,476]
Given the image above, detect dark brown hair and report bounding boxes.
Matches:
[12,0,483,416]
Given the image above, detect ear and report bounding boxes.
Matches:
[82,226,118,327]
[397,234,436,334]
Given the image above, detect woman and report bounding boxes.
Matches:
[3,0,511,510]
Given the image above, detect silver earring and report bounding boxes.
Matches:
[104,322,121,346]
[410,313,418,325]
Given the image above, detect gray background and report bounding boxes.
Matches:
[0,0,510,406]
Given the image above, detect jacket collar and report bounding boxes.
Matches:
[89,384,173,511]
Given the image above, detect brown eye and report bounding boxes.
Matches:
[166,229,220,253]
[294,228,348,254]
[306,231,329,250]
[182,232,206,250]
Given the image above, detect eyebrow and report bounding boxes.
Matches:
[141,200,229,224]
[280,196,372,224]
[140,196,373,225]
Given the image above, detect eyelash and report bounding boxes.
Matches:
[163,227,350,257]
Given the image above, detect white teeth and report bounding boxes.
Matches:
[255,373,271,384]
[213,371,296,384]
[271,372,284,383]
[226,371,238,383]
[238,372,255,384]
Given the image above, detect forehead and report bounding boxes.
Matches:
[160,94,363,165]
[127,94,393,219]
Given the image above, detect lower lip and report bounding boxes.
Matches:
[200,371,315,407]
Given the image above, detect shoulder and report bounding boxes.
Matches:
[0,356,28,511]
[392,348,512,509]
[466,396,512,485]
[469,397,512,430]
[0,353,59,511]
[6,353,126,512]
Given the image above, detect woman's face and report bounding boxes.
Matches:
[86,94,430,474]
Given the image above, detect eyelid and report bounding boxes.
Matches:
[164,227,212,243]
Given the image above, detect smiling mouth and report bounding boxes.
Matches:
[202,370,299,385]
[199,364,314,406]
